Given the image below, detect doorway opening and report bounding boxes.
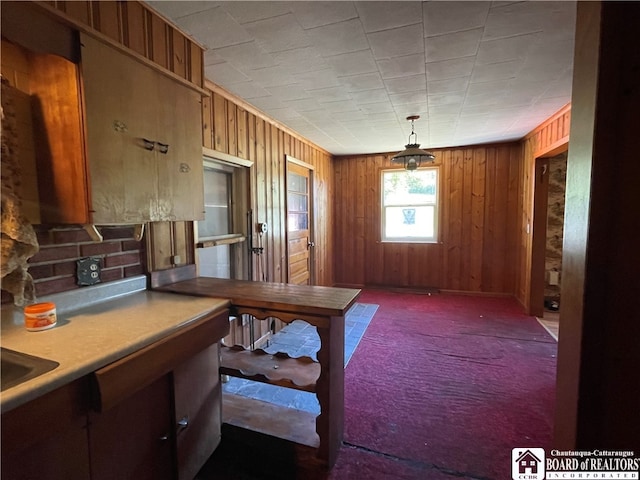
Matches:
[536,151,567,340]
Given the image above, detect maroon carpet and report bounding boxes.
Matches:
[199,290,556,480]
[330,290,557,479]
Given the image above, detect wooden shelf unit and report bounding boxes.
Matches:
[154,276,360,469]
[220,345,320,392]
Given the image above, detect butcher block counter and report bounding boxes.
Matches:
[153,274,361,469]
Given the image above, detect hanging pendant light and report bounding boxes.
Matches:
[391,115,435,171]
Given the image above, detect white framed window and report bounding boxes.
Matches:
[381,168,439,243]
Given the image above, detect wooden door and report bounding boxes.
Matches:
[286,161,314,285]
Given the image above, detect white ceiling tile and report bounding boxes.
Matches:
[468,79,512,96]
[212,41,277,70]
[291,2,358,29]
[384,74,427,95]
[272,47,329,74]
[351,88,389,105]
[325,50,378,77]
[471,60,521,83]
[307,86,352,103]
[464,91,507,108]
[294,69,341,91]
[389,91,428,106]
[244,13,310,53]
[425,28,483,63]
[321,100,361,113]
[360,102,395,115]
[224,81,271,100]
[204,62,250,84]
[331,110,366,122]
[378,54,426,80]
[203,50,227,66]
[424,2,491,37]
[250,65,297,88]
[156,0,575,155]
[218,1,292,25]
[425,57,475,81]
[283,97,324,112]
[393,102,429,117]
[339,72,384,92]
[266,84,310,102]
[484,8,544,41]
[428,76,470,95]
[146,1,216,20]
[355,1,422,32]
[476,33,540,65]
[246,95,287,111]
[367,24,424,60]
[177,7,253,49]
[428,92,466,107]
[305,18,369,56]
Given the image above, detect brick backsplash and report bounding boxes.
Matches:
[2,225,147,304]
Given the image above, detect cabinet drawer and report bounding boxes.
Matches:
[91,309,229,412]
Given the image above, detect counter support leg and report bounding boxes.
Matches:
[315,315,345,468]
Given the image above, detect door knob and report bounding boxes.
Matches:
[307,241,315,249]
[176,416,189,434]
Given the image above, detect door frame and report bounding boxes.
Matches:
[285,154,315,285]
[528,145,568,316]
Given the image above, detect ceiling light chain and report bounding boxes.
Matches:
[391,115,435,171]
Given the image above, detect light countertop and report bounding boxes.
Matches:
[1,289,229,413]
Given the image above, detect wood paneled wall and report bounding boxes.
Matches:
[526,103,571,159]
[203,84,335,287]
[334,143,523,294]
[36,0,203,88]
[516,104,571,312]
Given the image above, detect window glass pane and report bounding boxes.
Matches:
[381,167,439,242]
[199,168,230,237]
[385,206,435,239]
[383,169,437,206]
[198,245,230,278]
[288,172,308,193]
[288,192,308,213]
[288,213,308,232]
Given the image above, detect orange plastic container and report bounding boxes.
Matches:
[24,302,57,331]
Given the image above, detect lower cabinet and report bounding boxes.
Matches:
[0,379,91,480]
[1,309,229,480]
[89,310,228,479]
[174,344,222,480]
[89,375,174,480]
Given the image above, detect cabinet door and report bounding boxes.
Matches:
[155,73,205,221]
[173,343,222,480]
[80,33,159,224]
[1,379,90,480]
[89,375,174,480]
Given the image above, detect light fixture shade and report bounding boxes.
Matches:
[391,143,435,171]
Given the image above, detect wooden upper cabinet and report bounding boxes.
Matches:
[80,33,204,224]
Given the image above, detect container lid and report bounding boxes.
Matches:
[24,302,56,313]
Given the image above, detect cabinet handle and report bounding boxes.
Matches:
[157,142,169,154]
[143,138,155,151]
[176,416,189,434]
[159,434,169,441]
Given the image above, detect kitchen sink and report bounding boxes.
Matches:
[1,347,59,392]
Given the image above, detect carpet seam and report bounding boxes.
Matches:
[342,441,494,480]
